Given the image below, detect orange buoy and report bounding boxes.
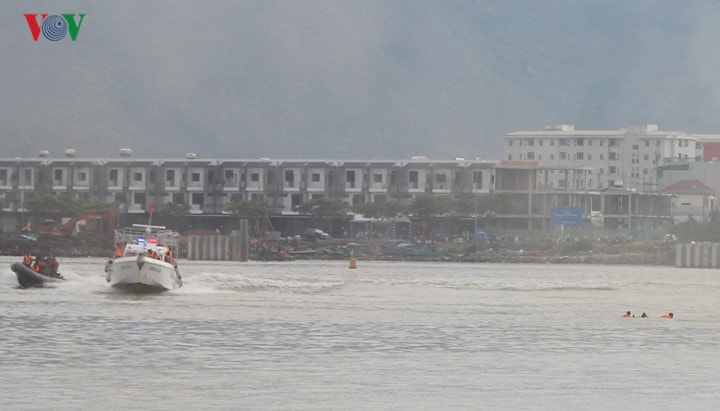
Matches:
[349,250,357,269]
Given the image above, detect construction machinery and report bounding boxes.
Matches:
[21,209,115,243]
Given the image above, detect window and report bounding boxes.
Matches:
[559,139,569,146]
[507,154,513,160]
[284,170,295,187]
[632,145,639,150]
[436,173,447,184]
[609,166,617,174]
[134,192,146,205]
[312,173,321,182]
[134,172,143,182]
[576,152,584,160]
[78,171,87,182]
[527,152,535,160]
[588,154,592,160]
[644,154,649,161]
[172,193,184,203]
[409,171,418,183]
[346,170,356,188]
[526,139,534,146]
[54,169,63,184]
[251,173,259,182]
[559,152,567,160]
[353,194,365,205]
[109,169,118,184]
[473,171,483,189]
[224,170,234,179]
[166,169,175,182]
[191,172,200,182]
[373,174,383,183]
[508,140,513,146]
[192,193,203,205]
[576,138,584,146]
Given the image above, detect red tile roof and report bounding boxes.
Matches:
[661,179,715,193]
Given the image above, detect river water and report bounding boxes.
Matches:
[1,256,719,410]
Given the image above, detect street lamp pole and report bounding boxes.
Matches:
[474,195,478,233]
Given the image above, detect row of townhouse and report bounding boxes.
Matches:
[0,151,675,231]
[504,124,700,192]
[0,153,497,214]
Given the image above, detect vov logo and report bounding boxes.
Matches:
[24,14,86,42]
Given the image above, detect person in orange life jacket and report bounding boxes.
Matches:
[164,248,173,264]
[114,243,123,258]
[32,254,45,273]
[23,252,32,266]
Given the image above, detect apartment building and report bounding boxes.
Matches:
[504,124,698,192]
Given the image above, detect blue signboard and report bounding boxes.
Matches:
[550,206,584,228]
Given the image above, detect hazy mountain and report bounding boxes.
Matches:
[1,1,718,161]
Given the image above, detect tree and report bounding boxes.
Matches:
[409,194,453,219]
[296,198,349,217]
[352,201,407,219]
[25,193,83,215]
[409,194,454,240]
[225,200,271,235]
[163,202,191,231]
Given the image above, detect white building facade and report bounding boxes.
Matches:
[504,124,698,192]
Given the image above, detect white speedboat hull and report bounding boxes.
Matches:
[106,255,182,293]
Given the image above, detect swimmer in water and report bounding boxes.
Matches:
[623,311,632,318]
[660,312,673,319]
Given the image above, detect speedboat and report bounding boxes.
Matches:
[105,224,182,293]
[11,258,63,287]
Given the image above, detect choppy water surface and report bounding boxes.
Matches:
[1,257,719,410]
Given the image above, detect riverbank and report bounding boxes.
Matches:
[2,234,676,266]
[260,238,677,266]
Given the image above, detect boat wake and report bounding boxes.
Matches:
[177,271,347,294]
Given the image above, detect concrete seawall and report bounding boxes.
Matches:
[187,234,248,261]
[676,243,720,268]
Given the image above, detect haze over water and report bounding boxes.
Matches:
[1,257,719,410]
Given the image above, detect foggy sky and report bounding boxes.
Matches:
[2,1,720,161]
